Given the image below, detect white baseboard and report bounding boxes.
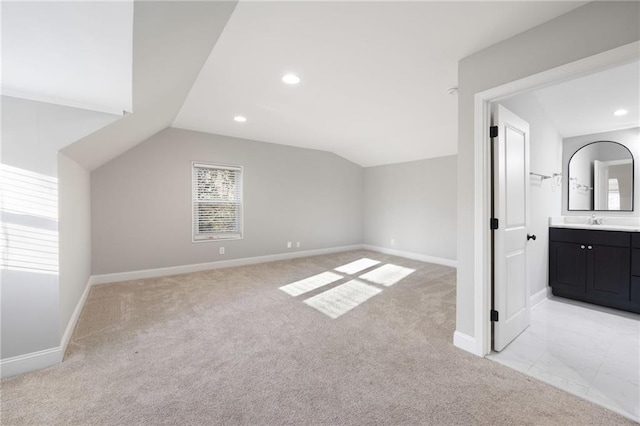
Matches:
[0,346,62,379]
[91,245,363,285]
[362,244,458,268]
[60,277,93,357]
[453,331,477,354]
[1,277,94,379]
[1,243,456,378]
[530,287,549,310]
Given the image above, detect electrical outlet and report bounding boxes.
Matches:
[219,247,225,255]
[391,238,395,246]
[287,241,292,248]
[296,242,300,248]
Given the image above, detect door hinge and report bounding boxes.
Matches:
[490,218,499,230]
[491,310,499,322]
[490,126,498,138]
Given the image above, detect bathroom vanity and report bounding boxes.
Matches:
[550,138,639,313]
[549,218,640,314]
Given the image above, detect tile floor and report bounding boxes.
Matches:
[488,296,640,422]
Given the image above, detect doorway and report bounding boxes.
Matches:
[470,41,639,354]
[482,56,640,421]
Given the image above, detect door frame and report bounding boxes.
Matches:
[472,41,640,357]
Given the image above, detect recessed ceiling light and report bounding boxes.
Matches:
[613,109,628,116]
[234,115,247,123]
[282,73,301,85]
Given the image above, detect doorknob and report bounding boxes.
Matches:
[527,234,537,241]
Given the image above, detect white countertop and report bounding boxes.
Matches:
[549,216,640,232]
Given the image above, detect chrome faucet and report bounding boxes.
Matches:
[590,214,603,225]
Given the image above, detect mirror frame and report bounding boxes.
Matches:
[567,140,634,212]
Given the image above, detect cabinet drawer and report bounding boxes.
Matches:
[549,228,630,248]
[633,233,640,249]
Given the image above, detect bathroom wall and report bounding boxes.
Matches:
[563,127,640,216]
[609,163,633,210]
[501,92,563,302]
[568,144,599,210]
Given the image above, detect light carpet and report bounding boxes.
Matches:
[1,250,633,425]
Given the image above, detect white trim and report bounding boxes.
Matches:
[361,244,457,268]
[59,278,93,357]
[530,287,549,310]
[0,346,62,379]
[1,90,128,116]
[91,245,363,285]
[473,91,493,358]
[0,243,458,377]
[471,41,640,359]
[453,331,479,355]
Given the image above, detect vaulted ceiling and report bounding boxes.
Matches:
[3,1,594,170]
[2,1,133,115]
[173,1,586,167]
[61,1,238,170]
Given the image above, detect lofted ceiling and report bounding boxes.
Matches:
[61,1,238,171]
[2,1,133,115]
[532,60,640,138]
[173,1,586,167]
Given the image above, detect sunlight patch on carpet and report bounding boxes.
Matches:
[359,264,415,287]
[334,258,380,275]
[303,279,382,319]
[279,271,343,297]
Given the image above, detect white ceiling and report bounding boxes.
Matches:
[173,1,585,167]
[1,1,133,115]
[62,1,238,171]
[532,60,640,138]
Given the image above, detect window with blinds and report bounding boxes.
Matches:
[192,163,243,241]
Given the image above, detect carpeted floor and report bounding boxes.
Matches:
[0,250,633,425]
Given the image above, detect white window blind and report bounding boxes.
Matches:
[192,163,243,241]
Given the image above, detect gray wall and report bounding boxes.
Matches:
[609,163,633,210]
[457,2,640,338]
[1,96,117,359]
[363,156,457,261]
[563,127,640,216]
[567,143,599,210]
[91,128,364,274]
[58,153,92,334]
[501,92,562,301]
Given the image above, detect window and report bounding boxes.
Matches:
[608,178,620,210]
[192,163,243,241]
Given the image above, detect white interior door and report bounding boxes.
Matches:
[492,104,531,352]
[594,160,608,210]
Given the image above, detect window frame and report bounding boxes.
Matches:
[191,162,244,243]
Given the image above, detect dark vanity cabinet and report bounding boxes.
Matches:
[549,228,639,313]
[632,234,640,305]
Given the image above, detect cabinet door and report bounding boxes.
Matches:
[550,242,586,296]
[587,245,631,303]
[632,249,640,276]
[631,277,640,305]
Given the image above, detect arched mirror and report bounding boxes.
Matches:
[568,141,634,211]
